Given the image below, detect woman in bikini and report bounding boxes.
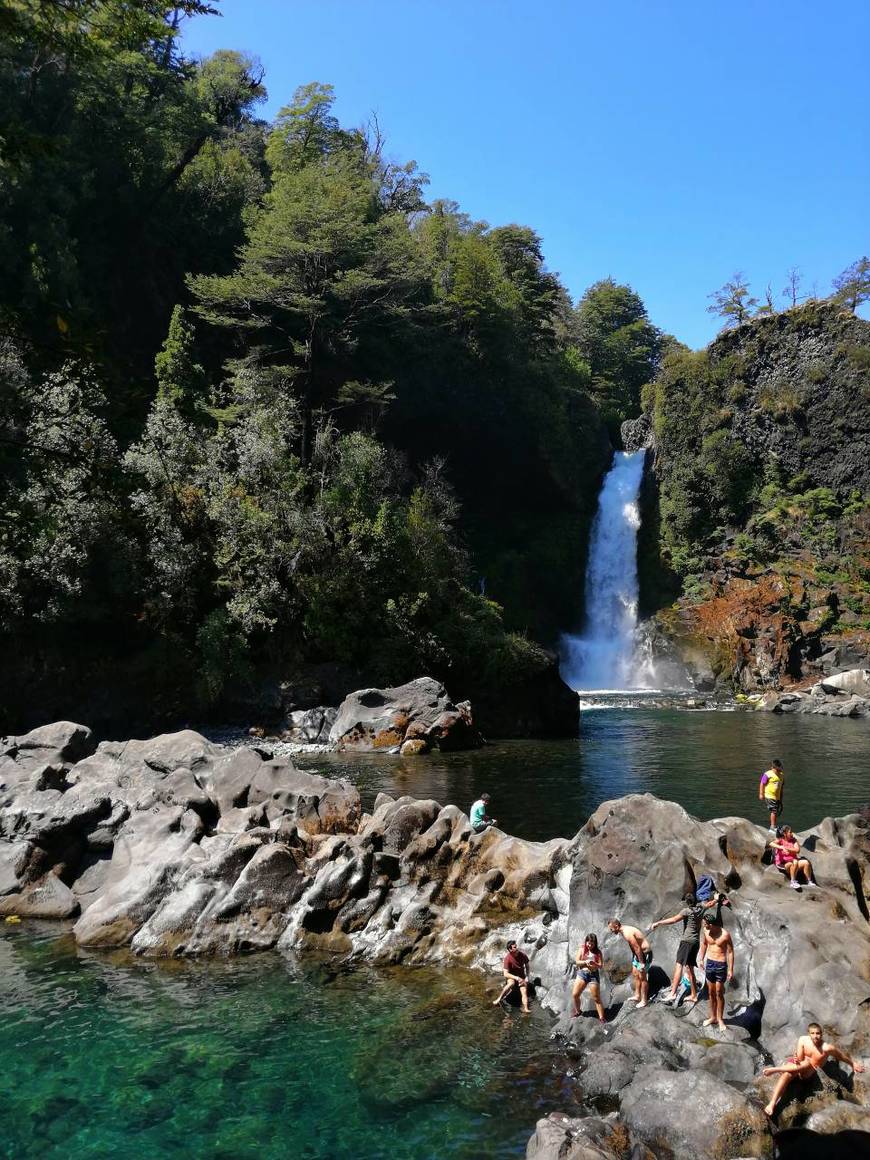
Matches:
[571,932,607,1023]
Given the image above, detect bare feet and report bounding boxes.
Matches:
[685,996,698,1004]
[763,1104,775,1118]
[636,1001,648,1009]
[718,1020,727,1032]
[624,996,638,1004]
[703,1017,716,1026]
[599,1016,607,1024]
[571,1010,580,1018]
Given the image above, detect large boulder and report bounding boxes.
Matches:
[525,1112,652,1160]
[470,653,581,739]
[820,668,870,697]
[328,677,483,752]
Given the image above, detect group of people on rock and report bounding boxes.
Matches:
[478,759,864,1119]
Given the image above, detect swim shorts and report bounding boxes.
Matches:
[763,798,782,817]
[705,959,727,984]
[676,939,699,966]
[578,968,599,984]
[632,950,653,972]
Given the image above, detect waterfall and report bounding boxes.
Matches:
[560,449,655,691]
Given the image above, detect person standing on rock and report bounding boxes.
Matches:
[698,911,733,1031]
[493,938,531,1013]
[571,933,607,1023]
[648,892,706,1004]
[762,1022,864,1118]
[608,919,652,1009]
[470,793,496,834]
[759,759,785,832]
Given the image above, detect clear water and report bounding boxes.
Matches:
[4,710,868,1157]
[0,925,578,1159]
[296,708,870,839]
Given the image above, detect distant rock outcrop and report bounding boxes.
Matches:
[328,677,483,752]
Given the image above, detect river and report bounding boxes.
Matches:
[3,708,867,1158]
[294,708,869,839]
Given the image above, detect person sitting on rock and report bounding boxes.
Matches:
[648,892,708,1004]
[493,938,530,1013]
[698,911,733,1032]
[571,932,606,1023]
[759,759,785,833]
[762,1022,864,1118]
[470,792,496,834]
[608,918,652,1009]
[769,824,818,891]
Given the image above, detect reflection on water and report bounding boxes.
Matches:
[0,925,576,1160]
[297,709,870,840]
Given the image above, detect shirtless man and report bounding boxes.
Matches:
[763,1022,864,1117]
[608,918,652,1008]
[698,911,733,1031]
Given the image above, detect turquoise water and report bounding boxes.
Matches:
[4,710,868,1158]
[0,925,577,1160]
[297,708,870,840]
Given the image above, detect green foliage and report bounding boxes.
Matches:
[757,379,804,420]
[831,255,870,313]
[574,278,662,428]
[0,12,657,723]
[155,306,207,410]
[0,3,265,371]
[707,273,758,328]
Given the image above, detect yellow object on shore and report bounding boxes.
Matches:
[4,915,21,924]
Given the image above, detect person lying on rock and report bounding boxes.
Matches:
[759,758,785,833]
[698,911,733,1032]
[493,938,530,1013]
[769,824,818,891]
[648,892,712,1005]
[762,1022,864,1118]
[608,919,652,1009]
[470,792,497,834]
[571,932,606,1023]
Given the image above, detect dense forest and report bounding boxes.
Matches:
[0,1,662,729]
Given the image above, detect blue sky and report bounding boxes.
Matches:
[182,1,869,349]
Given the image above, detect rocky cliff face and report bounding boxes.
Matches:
[1,722,868,1156]
[642,302,870,693]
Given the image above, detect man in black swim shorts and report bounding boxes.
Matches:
[699,912,734,1032]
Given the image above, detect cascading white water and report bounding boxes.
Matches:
[560,449,656,691]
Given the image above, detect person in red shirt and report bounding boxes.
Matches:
[493,938,531,1012]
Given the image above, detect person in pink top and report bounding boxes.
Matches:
[571,932,606,1023]
[769,824,817,891]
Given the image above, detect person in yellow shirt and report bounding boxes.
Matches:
[758,758,784,833]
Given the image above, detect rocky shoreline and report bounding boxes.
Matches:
[1,721,867,1157]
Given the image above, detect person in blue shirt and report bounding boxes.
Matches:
[470,793,496,833]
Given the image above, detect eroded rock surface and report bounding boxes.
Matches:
[328,676,483,752]
[1,723,867,1156]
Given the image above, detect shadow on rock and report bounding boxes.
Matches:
[774,1127,870,1160]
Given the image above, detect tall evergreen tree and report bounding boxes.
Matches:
[190,84,428,463]
[574,278,661,428]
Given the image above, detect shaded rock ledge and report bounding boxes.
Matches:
[1,722,867,1157]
